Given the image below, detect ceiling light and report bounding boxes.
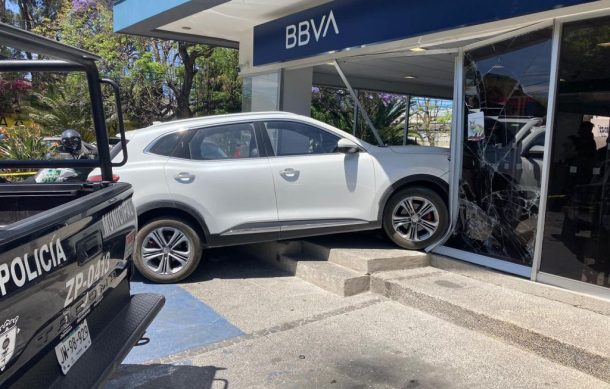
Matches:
[409,47,427,52]
[597,42,610,47]
[181,26,192,30]
[404,75,417,79]
[560,78,566,82]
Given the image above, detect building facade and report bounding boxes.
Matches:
[114,0,610,299]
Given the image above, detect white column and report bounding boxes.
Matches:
[280,67,313,116]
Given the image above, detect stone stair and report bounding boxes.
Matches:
[241,232,429,297]
[242,232,610,383]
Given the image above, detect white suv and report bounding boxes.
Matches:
[92,112,450,283]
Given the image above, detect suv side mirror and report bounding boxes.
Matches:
[336,138,360,154]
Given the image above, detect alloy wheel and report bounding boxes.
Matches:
[391,196,440,243]
[141,226,193,275]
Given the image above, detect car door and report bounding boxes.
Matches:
[164,121,278,239]
[261,120,376,232]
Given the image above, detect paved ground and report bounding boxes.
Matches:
[106,246,610,389]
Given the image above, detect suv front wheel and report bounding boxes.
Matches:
[134,218,203,283]
[383,187,448,250]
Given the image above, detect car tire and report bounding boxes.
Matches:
[134,217,203,283]
[383,187,448,250]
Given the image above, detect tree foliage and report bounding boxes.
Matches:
[409,97,452,147]
[0,0,242,131]
[311,86,410,145]
[311,86,453,146]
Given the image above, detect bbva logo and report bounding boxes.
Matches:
[285,10,339,50]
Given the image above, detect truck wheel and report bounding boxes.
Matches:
[383,187,448,250]
[134,218,202,283]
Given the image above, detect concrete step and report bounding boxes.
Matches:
[254,248,369,296]
[370,267,610,384]
[283,234,430,273]
[240,233,430,297]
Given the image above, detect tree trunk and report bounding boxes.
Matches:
[174,43,196,118]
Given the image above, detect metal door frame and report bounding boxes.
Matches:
[533,8,610,298]
[434,20,556,278]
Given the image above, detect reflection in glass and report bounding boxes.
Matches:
[540,17,610,288]
[242,72,280,112]
[447,28,553,266]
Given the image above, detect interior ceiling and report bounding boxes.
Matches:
[339,55,453,86]
[313,53,456,97]
[310,34,506,98]
[158,0,332,42]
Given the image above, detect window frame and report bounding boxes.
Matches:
[145,129,195,158]
[146,120,261,161]
[256,120,346,158]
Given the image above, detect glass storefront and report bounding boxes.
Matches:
[540,16,610,288]
[447,28,554,266]
[250,13,610,295]
[242,71,281,112]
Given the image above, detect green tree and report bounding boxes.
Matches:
[409,97,452,146]
[356,92,407,145]
[311,86,354,132]
[2,0,242,130]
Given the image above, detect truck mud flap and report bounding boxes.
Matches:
[7,279,165,389]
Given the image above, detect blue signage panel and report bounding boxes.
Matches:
[253,0,596,66]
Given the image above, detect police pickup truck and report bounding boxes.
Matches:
[0,24,164,387]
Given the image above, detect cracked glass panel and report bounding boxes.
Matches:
[540,16,610,288]
[447,28,553,266]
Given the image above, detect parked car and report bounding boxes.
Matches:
[90,112,450,283]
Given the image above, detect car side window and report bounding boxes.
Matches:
[189,123,258,160]
[264,121,340,156]
[149,131,190,157]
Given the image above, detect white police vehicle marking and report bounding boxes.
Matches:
[64,253,111,308]
[0,316,19,372]
[102,201,135,238]
[0,239,67,297]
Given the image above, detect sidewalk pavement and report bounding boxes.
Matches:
[106,246,610,389]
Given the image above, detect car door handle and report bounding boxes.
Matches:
[175,172,195,183]
[280,168,299,176]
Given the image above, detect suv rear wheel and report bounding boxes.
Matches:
[383,187,448,250]
[134,218,202,283]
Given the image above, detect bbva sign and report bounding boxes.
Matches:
[285,10,339,50]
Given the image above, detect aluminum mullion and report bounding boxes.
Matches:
[334,60,385,146]
[428,49,463,252]
[530,21,562,281]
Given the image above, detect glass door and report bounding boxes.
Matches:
[444,26,554,271]
[539,16,610,289]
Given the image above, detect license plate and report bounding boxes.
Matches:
[55,320,92,375]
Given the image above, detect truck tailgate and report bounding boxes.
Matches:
[0,183,163,387]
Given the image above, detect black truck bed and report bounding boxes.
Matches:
[0,183,164,387]
[0,183,97,227]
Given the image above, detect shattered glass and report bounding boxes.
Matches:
[447,28,553,266]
